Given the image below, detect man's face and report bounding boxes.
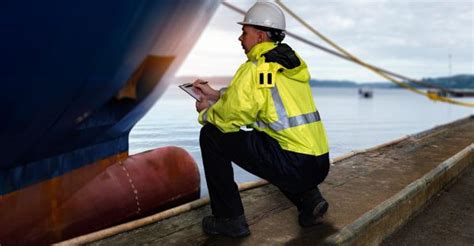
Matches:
[239,25,263,54]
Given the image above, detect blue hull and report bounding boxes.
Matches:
[0,0,219,194]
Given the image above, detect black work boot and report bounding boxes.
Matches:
[298,188,329,227]
[202,214,251,237]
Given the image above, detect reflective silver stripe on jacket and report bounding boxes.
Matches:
[202,108,208,122]
[219,87,228,98]
[256,86,321,131]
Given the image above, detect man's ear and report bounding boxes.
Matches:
[257,31,263,42]
[258,31,270,42]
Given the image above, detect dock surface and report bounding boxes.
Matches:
[89,116,474,245]
[382,162,474,245]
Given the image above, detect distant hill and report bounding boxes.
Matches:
[309,80,393,88]
[415,74,474,89]
[309,80,357,88]
[310,74,474,89]
[175,74,474,89]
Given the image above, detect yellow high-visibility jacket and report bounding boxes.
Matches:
[199,42,329,156]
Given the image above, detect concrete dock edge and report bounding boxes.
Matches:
[324,143,474,246]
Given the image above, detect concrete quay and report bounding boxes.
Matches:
[60,116,474,245]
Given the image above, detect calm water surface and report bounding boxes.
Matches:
[130,86,474,196]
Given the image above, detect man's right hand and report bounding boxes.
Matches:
[193,79,220,102]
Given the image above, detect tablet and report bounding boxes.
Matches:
[178,83,202,101]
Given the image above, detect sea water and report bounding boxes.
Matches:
[129,85,474,197]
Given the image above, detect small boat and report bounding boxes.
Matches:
[358,88,373,98]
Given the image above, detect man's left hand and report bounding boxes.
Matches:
[196,97,210,112]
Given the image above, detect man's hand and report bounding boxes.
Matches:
[196,97,210,112]
[193,79,220,102]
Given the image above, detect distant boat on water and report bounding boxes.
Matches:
[358,88,373,98]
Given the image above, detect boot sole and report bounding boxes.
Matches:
[202,217,251,238]
[203,229,250,238]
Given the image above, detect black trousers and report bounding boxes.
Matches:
[200,123,330,218]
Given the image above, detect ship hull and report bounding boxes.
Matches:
[0,0,218,194]
[0,0,219,244]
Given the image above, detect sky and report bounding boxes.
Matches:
[176,0,474,83]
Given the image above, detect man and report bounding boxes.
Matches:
[193,1,330,237]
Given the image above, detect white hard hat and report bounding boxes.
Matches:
[238,1,286,31]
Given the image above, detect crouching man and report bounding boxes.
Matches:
[193,1,330,237]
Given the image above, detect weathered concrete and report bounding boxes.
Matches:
[87,116,474,245]
[382,162,474,245]
[325,144,473,245]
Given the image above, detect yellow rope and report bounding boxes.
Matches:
[275,0,474,108]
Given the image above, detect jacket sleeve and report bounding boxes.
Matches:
[198,62,264,133]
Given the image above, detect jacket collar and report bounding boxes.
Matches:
[246,42,277,62]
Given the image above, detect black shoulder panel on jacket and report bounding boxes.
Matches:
[262,43,301,69]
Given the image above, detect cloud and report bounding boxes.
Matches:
[178,0,473,82]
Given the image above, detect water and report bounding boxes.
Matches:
[129,86,473,197]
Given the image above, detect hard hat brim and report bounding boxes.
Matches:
[237,21,285,31]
